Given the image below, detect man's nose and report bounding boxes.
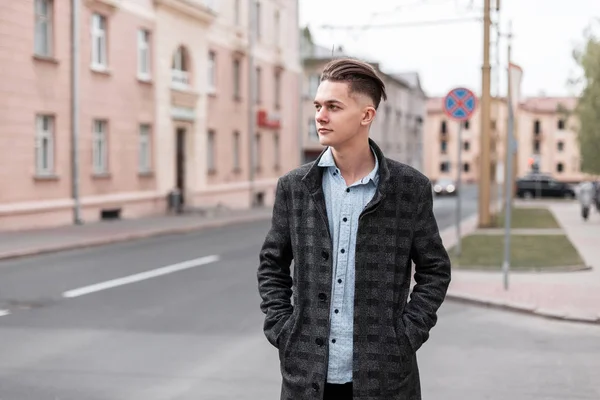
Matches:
[316,108,328,123]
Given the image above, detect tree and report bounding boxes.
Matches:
[571,23,600,175]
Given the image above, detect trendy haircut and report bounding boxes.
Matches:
[320,57,388,110]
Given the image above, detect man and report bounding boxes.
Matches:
[257,58,451,400]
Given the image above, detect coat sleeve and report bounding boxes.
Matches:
[257,177,294,348]
[403,180,451,352]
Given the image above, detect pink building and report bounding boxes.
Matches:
[203,0,301,208]
[0,0,159,231]
[424,96,591,185]
[0,0,300,231]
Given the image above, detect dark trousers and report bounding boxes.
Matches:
[324,382,353,400]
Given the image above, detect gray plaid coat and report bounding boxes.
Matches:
[257,139,451,400]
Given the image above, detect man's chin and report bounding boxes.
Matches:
[318,136,334,147]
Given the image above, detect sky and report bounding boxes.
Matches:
[299,0,600,98]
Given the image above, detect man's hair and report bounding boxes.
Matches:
[320,58,387,110]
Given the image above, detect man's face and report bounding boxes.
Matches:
[313,80,374,148]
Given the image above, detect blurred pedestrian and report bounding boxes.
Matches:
[257,57,451,400]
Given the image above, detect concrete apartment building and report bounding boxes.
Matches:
[299,30,427,171]
[0,0,300,231]
[424,96,588,184]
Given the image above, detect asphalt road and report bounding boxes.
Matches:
[1,185,598,399]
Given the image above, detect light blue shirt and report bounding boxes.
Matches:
[318,146,379,384]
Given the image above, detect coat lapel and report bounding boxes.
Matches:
[301,147,332,239]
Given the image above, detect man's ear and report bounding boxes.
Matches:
[361,106,376,126]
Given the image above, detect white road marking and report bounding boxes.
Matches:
[62,255,220,298]
[0,309,10,317]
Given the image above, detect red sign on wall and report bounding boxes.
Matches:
[257,110,281,129]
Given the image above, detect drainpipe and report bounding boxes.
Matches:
[296,0,303,166]
[71,0,82,224]
[247,0,256,207]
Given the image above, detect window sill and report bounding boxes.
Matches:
[138,171,154,178]
[33,174,59,181]
[137,75,152,85]
[91,65,111,75]
[92,172,111,180]
[208,169,217,176]
[33,54,59,65]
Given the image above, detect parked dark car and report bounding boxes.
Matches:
[516,173,576,199]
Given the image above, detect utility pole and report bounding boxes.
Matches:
[478,0,492,227]
[71,0,82,225]
[247,0,256,207]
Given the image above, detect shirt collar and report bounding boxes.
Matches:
[318,146,380,185]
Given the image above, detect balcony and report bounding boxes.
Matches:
[171,69,190,90]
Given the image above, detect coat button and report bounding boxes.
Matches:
[318,293,327,301]
[315,338,324,346]
[312,382,320,392]
[321,250,329,260]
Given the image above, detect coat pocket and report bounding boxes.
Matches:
[276,312,296,359]
[395,317,414,356]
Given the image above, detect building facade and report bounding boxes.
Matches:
[204,0,301,208]
[300,30,427,171]
[424,96,589,184]
[0,0,300,231]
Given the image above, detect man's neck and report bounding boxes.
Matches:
[330,139,376,186]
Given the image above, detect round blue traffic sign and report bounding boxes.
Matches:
[443,87,478,121]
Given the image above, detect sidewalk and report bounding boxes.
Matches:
[0,207,273,261]
[444,201,600,324]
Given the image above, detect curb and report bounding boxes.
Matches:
[0,213,272,262]
[446,292,600,325]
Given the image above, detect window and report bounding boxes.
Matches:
[440,162,450,172]
[463,163,470,172]
[137,29,151,79]
[92,120,108,174]
[233,131,240,171]
[558,119,565,130]
[464,141,470,151]
[464,120,470,130]
[533,119,540,134]
[35,115,54,175]
[233,59,241,99]
[556,162,564,173]
[207,130,216,173]
[491,120,497,130]
[308,118,317,139]
[34,0,52,57]
[308,74,320,97]
[274,133,280,169]
[441,140,447,154]
[441,120,447,134]
[207,131,217,172]
[171,46,189,88]
[91,13,107,69]
[208,51,216,93]
[274,70,281,109]
[557,141,564,152]
[234,0,240,25]
[255,66,262,104]
[254,1,261,40]
[274,10,280,47]
[139,124,151,173]
[533,140,540,154]
[254,133,261,171]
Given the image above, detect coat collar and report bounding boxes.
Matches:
[301,138,390,195]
